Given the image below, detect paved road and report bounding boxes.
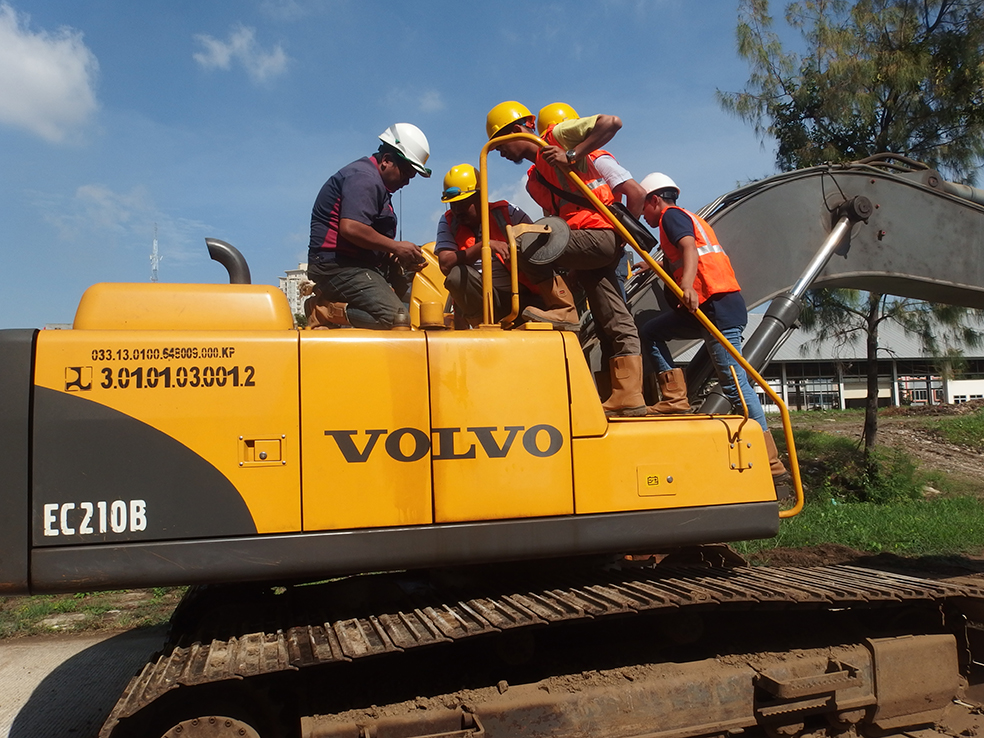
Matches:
[0,626,166,738]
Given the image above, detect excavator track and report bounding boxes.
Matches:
[101,561,984,738]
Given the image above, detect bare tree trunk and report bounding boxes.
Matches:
[863,293,882,456]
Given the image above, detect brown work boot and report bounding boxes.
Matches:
[522,275,580,331]
[763,432,787,475]
[647,368,691,414]
[764,432,794,499]
[601,355,647,417]
[306,289,350,329]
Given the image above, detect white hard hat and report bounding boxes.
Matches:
[640,172,680,200]
[379,123,432,178]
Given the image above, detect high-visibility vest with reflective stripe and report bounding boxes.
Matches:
[527,148,624,209]
[446,201,536,291]
[527,126,615,230]
[659,205,741,303]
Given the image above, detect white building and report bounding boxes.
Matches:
[279,264,309,318]
[688,314,984,411]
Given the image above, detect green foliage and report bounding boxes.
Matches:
[799,291,982,359]
[756,419,984,557]
[0,587,186,638]
[720,0,984,179]
[783,428,923,502]
[926,406,984,449]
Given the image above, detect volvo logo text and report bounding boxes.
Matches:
[324,425,564,463]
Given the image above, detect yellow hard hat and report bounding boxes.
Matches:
[441,164,479,203]
[537,102,579,135]
[486,101,534,140]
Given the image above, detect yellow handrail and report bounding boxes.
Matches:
[478,132,803,515]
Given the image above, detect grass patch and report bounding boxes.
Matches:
[734,495,984,557]
[780,429,931,504]
[924,407,984,450]
[746,417,984,558]
[0,587,186,638]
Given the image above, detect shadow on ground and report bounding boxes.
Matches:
[749,543,984,578]
[8,626,165,738]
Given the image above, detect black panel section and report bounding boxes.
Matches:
[0,330,36,593]
[32,386,256,547]
[30,502,778,592]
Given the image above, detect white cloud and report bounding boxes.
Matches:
[0,3,99,143]
[418,90,445,113]
[490,173,539,219]
[193,25,288,84]
[384,87,446,115]
[40,184,209,269]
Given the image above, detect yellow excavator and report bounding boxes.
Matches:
[2,148,984,738]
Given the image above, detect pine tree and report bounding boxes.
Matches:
[799,290,982,453]
[721,0,984,458]
[721,0,984,179]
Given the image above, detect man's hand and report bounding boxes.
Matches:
[489,239,511,261]
[540,145,570,168]
[390,239,424,266]
[681,286,700,312]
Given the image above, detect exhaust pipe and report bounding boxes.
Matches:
[205,238,251,285]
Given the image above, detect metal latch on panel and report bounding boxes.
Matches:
[239,435,287,466]
[728,436,754,471]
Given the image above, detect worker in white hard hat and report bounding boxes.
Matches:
[485,101,645,417]
[637,173,790,492]
[305,123,431,330]
[435,163,545,326]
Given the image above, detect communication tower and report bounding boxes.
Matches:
[150,224,161,282]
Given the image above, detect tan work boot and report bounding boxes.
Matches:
[764,432,794,499]
[763,432,787,475]
[306,289,350,329]
[601,355,647,417]
[522,275,580,331]
[647,368,691,414]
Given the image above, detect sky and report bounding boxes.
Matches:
[0,0,782,329]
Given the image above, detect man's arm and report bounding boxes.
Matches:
[542,114,622,167]
[614,179,646,218]
[674,235,701,312]
[339,218,422,266]
[438,240,510,275]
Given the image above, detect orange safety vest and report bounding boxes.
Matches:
[526,126,615,230]
[659,206,741,304]
[445,201,537,290]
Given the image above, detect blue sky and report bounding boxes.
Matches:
[0,0,780,329]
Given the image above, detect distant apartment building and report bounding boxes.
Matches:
[279,264,308,318]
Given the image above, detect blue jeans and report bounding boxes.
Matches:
[309,254,408,329]
[640,309,768,432]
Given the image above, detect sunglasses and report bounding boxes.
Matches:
[443,187,478,201]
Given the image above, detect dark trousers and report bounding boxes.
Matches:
[308,253,407,330]
[445,262,541,322]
